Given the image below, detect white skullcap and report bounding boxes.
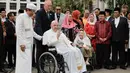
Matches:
[51,20,58,26]
[26,3,37,11]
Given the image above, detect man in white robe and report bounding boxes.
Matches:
[15,3,42,73]
[54,6,65,26]
[42,20,87,73]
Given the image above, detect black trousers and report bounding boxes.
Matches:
[36,41,48,73]
[32,44,36,67]
[112,41,125,67]
[96,44,110,67]
[3,44,7,63]
[0,45,5,69]
[127,49,130,65]
[7,44,16,67]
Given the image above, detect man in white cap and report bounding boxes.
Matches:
[15,3,42,73]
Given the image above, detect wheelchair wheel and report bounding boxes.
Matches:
[39,52,58,73]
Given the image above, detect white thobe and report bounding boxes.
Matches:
[42,29,86,73]
[15,13,42,73]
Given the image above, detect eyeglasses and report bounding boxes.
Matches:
[56,9,61,10]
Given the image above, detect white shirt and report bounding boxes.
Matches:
[1,17,6,22]
[114,17,120,28]
[106,16,111,21]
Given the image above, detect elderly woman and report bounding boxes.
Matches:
[74,30,93,65]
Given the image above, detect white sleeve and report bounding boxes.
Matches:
[62,33,72,44]
[42,32,59,46]
[16,15,26,46]
[33,30,42,41]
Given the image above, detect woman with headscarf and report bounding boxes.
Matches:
[72,10,83,29]
[74,30,93,65]
[84,13,97,51]
[62,14,78,42]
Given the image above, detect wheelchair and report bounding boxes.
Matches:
[38,46,69,73]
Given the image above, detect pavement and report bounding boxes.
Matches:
[0,67,129,73]
[91,67,130,73]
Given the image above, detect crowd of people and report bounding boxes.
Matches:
[0,0,130,73]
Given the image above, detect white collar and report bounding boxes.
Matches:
[115,16,120,19]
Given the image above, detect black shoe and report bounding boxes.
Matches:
[111,66,117,69]
[104,66,112,70]
[120,66,127,70]
[95,66,102,69]
[0,68,8,73]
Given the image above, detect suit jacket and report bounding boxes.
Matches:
[108,17,113,24]
[55,13,65,26]
[111,17,129,42]
[34,8,55,36]
[5,19,16,45]
[0,19,3,46]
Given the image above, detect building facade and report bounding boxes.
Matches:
[0,0,45,15]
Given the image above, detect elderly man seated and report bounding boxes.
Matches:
[42,20,87,73]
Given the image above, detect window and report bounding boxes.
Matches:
[0,3,6,9]
[20,0,26,1]
[0,0,6,1]
[40,0,45,2]
[30,0,36,2]
[20,3,26,10]
[10,3,17,10]
[11,0,16,1]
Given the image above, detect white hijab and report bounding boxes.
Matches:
[74,31,91,47]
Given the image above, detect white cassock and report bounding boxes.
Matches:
[42,29,87,73]
[15,13,42,73]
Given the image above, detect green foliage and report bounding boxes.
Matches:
[107,0,130,10]
[52,0,93,13]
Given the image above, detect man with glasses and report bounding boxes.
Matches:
[0,18,7,73]
[111,8,129,70]
[15,3,42,73]
[55,6,65,27]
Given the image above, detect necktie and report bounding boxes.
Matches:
[57,14,60,22]
[47,12,50,19]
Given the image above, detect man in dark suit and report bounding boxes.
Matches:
[34,0,55,73]
[105,9,113,23]
[0,8,8,64]
[111,8,129,70]
[94,8,100,21]
[4,12,16,68]
[105,9,113,67]
[0,19,7,73]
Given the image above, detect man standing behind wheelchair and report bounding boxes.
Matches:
[42,20,87,73]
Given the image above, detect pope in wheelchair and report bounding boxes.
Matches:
[42,20,87,73]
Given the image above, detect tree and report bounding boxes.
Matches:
[107,0,130,9]
[52,0,93,13]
